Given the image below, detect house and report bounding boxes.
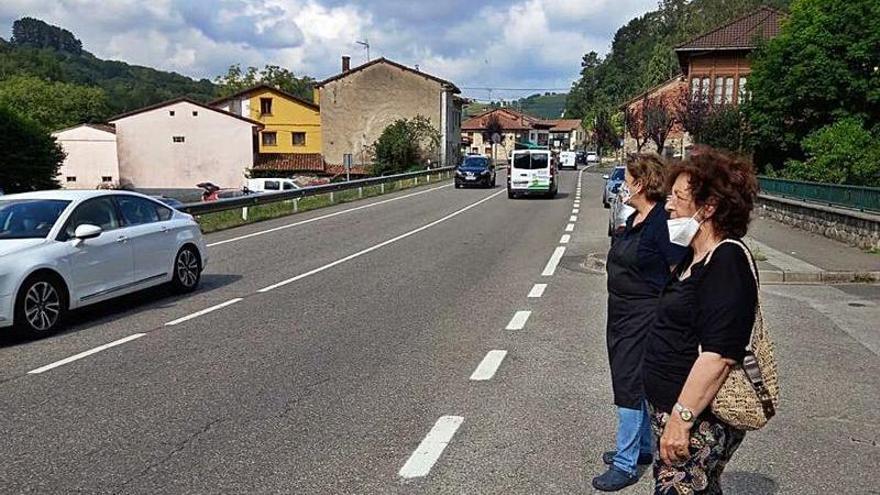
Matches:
[109,98,263,190]
[620,76,688,156]
[51,123,119,189]
[461,108,562,160]
[548,119,586,151]
[210,84,322,168]
[314,57,463,168]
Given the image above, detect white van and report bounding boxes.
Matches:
[246,178,300,193]
[559,151,577,170]
[508,149,557,199]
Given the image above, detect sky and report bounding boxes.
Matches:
[0,0,657,101]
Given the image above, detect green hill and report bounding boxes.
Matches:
[464,92,568,120]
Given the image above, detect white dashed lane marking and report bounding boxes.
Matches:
[506,311,532,330]
[542,247,566,276]
[560,234,571,244]
[28,333,147,375]
[469,350,508,381]
[565,223,575,232]
[528,284,547,298]
[399,416,464,478]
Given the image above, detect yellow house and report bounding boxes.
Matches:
[211,84,321,154]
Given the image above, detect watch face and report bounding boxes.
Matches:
[681,410,693,421]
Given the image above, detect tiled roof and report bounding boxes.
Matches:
[676,6,785,51]
[325,164,369,177]
[548,119,583,132]
[108,97,264,128]
[316,57,460,93]
[252,153,326,172]
[209,84,319,111]
[462,108,541,131]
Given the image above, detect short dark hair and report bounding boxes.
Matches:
[625,153,667,202]
[665,147,758,238]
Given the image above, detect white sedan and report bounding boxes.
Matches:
[0,190,207,337]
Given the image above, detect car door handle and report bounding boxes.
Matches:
[160,225,169,233]
[116,235,128,243]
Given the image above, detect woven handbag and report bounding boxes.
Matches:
[706,239,780,430]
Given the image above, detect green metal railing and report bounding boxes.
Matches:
[758,176,880,213]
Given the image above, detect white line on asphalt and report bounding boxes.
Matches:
[399,416,464,478]
[569,215,578,222]
[506,310,532,330]
[28,333,147,375]
[164,298,243,326]
[258,189,506,293]
[565,223,575,232]
[528,283,547,298]
[207,184,451,247]
[542,246,566,276]
[469,350,508,381]
[572,208,579,214]
[560,234,571,244]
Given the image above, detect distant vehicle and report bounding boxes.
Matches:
[576,151,587,164]
[246,178,301,193]
[455,155,496,188]
[559,151,577,170]
[586,151,600,164]
[0,190,207,337]
[608,192,636,238]
[508,149,557,199]
[152,196,185,210]
[602,165,626,208]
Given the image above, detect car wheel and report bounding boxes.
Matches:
[171,245,202,293]
[14,274,66,337]
[455,182,461,189]
[507,189,515,199]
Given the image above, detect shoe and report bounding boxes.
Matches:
[592,466,639,492]
[602,450,654,466]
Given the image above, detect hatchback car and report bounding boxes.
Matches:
[0,190,207,337]
[602,165,626,208]
[608,192,636,238]
[455,155,496,188]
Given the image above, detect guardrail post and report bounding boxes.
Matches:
[242,206,248,221]
[358,186,363,198]
[330,192,335,204]
[381,183,385,194]
[415,176,419,186]
[294,199,299,213]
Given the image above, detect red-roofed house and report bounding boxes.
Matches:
[461,108,559,160]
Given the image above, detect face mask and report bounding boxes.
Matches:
[620,183,639,205]
[667,209,703,246]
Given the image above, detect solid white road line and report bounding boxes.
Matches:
[165,298,243,326]
[506,311,532,330]
[259,189,506,293]
[542,246,566,276]
[565,223,575,232]
[28,333,147,375]
[569,215,578,222]
[560,234,571,244]
[528,283,547,298]
[470,350,508,381]
[207,184,451,248]
[399,416,464,479]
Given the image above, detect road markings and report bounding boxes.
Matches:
[569,215,578,222]
[28,333,147,375]
[470,350,508,381]
[560,234,571,244]
[572,208,579,214]
[542,246,566,276]
[399,416,464,478]
[565,223,575,232]
[528,283,547,298]
[165,298,243,326]
[259,189,506,293]
[207,184,451,248]
[506,310,532,330]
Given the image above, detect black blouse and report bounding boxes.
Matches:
[643,241,759,413]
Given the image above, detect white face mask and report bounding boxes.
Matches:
[667,209,703,246]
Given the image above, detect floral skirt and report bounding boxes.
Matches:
[649,407,746,495]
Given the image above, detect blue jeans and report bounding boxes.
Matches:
[613,400,653,476]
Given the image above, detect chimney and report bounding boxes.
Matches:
[342,56,351,72]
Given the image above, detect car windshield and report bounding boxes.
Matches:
[513,153,549,170]
[0,199,70,239]
[461,157,489,169]
[611,167,625,180]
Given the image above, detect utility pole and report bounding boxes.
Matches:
[356,39,370,62]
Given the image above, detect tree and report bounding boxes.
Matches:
[676,88,711,144]
[0,105,65,192]
[372,116,440,175]
[0,75,109,131]
[642,95,676,152]
[624,105,649,152]
[783,118,880,186]
[700,105,749,154]
[215,64,315,101]
[10,17,82,55]
[746,0,880,171]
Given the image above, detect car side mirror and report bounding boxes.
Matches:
[74,224,103,243]
[602,174,610,180]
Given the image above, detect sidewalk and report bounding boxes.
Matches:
[746,216,880,283]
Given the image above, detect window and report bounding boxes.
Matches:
[172,136,185,143]
[738,77,750,104]
[724,77,734,104]
[0,199,69,239]
[156,204,173,221]
[700,77,710,102]
[101,176,112,182]
[169,111,175,117]
[61,197,120,240]
[292,132,306,146]
[192,111,198,117]
[713,77,724,104]
[262,132,277,146]
[66,176,77,183]
[263,180,280,190]
[260,97,273,115]
[282,182,296,190]
[116,196,160,226]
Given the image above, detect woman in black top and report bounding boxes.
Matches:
[643,147,759,495]
[593,154,687,492]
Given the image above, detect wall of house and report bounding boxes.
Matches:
[246,89,322,154]
[113,101,255,189]
[444,95,462,167]
[464,131,524,163]
[687,51,751,104]
[53,126,119,189]
[319,63,446,167]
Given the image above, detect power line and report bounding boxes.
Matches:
[460,86,571,91]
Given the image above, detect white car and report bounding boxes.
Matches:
[559,151,577,170]
[0,190,207,337]
[586,151,599,164]
[246,178,300,193]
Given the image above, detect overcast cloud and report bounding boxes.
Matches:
[0,0,656,100]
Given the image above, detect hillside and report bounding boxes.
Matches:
[464,92,568,120]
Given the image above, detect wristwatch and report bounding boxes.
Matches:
[674,402,695,422]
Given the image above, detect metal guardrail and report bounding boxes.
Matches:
[178,167,455,216]
[758,176,880,213]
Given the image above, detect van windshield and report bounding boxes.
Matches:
[513,153,549,170]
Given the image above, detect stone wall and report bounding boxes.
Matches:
[756,194,880,250]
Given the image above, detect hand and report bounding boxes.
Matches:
[659,414,692,465]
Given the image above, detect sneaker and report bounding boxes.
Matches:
[602,450,654,466]
[592,466,639,492]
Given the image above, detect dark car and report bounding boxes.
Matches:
[455,155,496,188]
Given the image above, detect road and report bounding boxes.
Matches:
[1,168,878,494]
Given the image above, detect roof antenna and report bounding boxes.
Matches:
[356,39,370,62]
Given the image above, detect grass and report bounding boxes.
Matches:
[195,174,449,234]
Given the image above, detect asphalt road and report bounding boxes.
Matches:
[1,168,878,494]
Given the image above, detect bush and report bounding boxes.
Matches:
[0,105,64,192]
[372,116,439,176]
[783,118,880,186]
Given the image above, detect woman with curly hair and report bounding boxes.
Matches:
[643,147,760,494]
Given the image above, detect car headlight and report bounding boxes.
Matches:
[480,170,490,175]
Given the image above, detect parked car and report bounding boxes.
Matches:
[576,151,587,165]
[586,151,600,164]
[455,155,496,188]
[602,165,626,208]
[559,151,578,170]
[246,178,301,193]
[152,196,185,210]
[608,192,635,238]
[508,149,557,199]
[0,190,207,337]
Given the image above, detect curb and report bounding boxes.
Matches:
[759,270,880,285]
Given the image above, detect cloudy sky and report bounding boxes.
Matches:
[0,0,656,100]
